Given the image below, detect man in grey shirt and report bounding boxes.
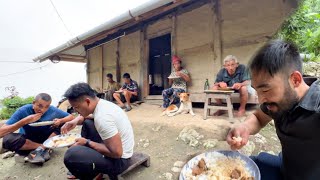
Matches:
[62,83,134,179]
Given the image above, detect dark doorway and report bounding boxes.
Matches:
[148,34,171,95]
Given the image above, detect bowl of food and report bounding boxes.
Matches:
[180,150,260,180]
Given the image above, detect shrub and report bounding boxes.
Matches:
[0,96,34,120]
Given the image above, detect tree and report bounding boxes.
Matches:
[276,0,320,61]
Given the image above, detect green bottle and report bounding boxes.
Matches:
[204,79,210,90]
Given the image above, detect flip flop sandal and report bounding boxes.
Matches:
[67,171,77,179]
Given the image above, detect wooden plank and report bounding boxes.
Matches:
[171,12,177,56]
[83,0,192,46]
[211,0,223,65]
[101,44,105,89]
[116,39,121,82]
[144,31,150,97]
[59,58,86,63]
[139,26,147,100]
[58,54,86,59]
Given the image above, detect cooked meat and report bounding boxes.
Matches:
[231,169,241,179]
[198,158,206,169]
[192,166,204,176]
[192,158,207,176]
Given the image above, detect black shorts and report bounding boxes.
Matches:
[2,127,60,152]
[120,93,138,103]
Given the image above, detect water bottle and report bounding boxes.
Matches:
[204,79,210,90]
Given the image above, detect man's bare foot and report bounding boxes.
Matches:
[237,109,246,117]
[213,110,225,116]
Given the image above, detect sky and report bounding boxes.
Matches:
[0,0,151,105]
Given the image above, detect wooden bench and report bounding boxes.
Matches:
[108,152,150,180]
[203,90,234,119]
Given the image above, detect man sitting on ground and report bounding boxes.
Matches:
[62,82,134,179]
[0,93,74,164]
[212,55,250,117]
[113,73,138,112]
[104,73,121,101]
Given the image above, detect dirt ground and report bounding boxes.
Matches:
[0,103,281,180]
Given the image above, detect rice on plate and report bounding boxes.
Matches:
[180,151,260,180]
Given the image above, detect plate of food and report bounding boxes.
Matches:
[43,133,81,149]
[29,121,54,127]
[180,150,260,180]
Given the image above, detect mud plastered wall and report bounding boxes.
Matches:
[176,4,216,93]
[102,40,118,88]
[88,46,103,91]
[119,31,141,84]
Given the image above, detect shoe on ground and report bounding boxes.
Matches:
[125,105,132,112]
[42,149,53,161]
[27,148,45,165]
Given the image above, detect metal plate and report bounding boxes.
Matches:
[43,133,81,149]
[29,121,54,127]
[179,150,261,180]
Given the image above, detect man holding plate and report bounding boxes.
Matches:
[0,93,74,164]
[162,55,191,109]
[62,82,134,179]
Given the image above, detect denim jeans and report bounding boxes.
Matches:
[250,152,283,180]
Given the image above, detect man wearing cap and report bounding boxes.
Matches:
[162,55,191,109]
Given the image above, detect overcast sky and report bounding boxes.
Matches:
[0,0,151,105]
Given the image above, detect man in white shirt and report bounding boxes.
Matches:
[61,83,134,179]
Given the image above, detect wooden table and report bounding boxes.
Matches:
[203,90,234,120]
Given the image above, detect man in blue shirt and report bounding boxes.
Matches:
[213,55,251,117]
[0,93,74,165]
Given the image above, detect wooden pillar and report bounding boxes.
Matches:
[171,12,177,56]
[116,39,121,83]
[140,25,148,99]
[85,50,90,84]
[211,0,223,66]
[101,45,105,89]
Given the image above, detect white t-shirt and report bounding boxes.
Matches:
[93,99,134,159]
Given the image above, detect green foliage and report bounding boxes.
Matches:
[0,96,34,120]
[276,0,320,62]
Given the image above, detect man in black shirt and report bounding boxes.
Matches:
[226,40,320,180]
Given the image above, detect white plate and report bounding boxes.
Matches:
[168,76,181,79]
[29,121,54,127]
[43,133,81,149]
[179,150,260,180]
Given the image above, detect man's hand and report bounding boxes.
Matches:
[52,118,62,127]
[74,137,87,146]
[61,121,77,134]
[232,83,242,90]
[24,113,43,124]
[226,124,250,150]
[218,82,228,88]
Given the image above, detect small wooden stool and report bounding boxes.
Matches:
[203,90,234,119]
[109,152,150,180]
